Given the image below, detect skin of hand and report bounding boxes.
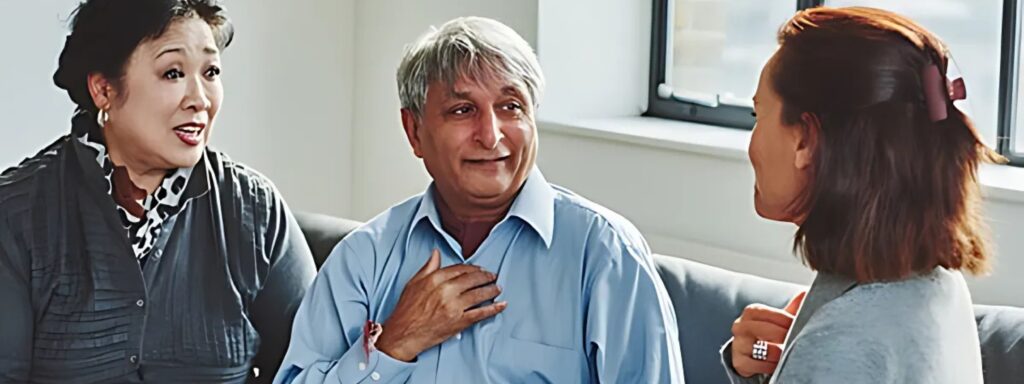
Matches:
[375,249,508,362]
[730,291,806,377]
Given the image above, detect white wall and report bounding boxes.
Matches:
[218,0,353,216]
[0,0,353,217]
[348,0,1021,306]
[0,1,81,166]
[349,0,539,220]
[536,0,651,120]
[6,1,1019,307]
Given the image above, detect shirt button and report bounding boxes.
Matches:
[129,355,138,364]
[455,332,462,340]
[136,299,145,308]
[371,372,381,381]
[358,362,367,371]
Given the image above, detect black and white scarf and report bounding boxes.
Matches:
[76,132,192,262]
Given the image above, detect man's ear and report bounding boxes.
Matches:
[401,108,424,158]
[87,72,115,111]
[794,112,820,170]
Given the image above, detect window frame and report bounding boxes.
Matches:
[998,0,1024,164]
[646,0,1024,166]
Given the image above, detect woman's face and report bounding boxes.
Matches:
[748,54,815,223]
[92,17,223,171]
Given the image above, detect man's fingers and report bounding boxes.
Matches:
[461,301,508,325]
[425,264,483,288]
[458,284,502,308]
[447,270,498,293]
[742,304,795,330]
[734,319,789,344]
[784,291,807,316]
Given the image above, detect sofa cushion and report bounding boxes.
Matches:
[654,254,1024,384]
[294,212,362,268]
[975,304,1024,383]
[655,255,803,384]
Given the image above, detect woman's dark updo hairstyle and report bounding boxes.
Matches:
[53,0,233,114]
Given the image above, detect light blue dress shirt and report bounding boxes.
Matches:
[274,169,685,383]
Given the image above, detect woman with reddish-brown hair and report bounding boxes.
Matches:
[722,6,1001,384]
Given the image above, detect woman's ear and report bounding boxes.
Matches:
[87,72,114,111]
[794,112,821,170]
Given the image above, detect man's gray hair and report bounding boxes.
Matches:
[397,17,545,117]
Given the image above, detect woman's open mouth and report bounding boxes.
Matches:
[173,124,206,146]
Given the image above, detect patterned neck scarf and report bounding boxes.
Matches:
[76,132,192,262]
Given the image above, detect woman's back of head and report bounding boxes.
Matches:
[768,7,1004,282]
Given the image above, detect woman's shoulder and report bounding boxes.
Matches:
[783,268,982,382]
[842,267,969,314]
[811,268,972,332]
[0,136,72,215]
[204,148,280,199]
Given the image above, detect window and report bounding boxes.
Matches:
[646,0,1024,166]
[646,0,797,128]
[1005,0,1024,163]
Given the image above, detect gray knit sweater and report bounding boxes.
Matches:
[721,267,983,384]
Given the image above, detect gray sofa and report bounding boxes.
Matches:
[293,212,1024,384]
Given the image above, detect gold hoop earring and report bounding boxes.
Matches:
[96,109,109,128]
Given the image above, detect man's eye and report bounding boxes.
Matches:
[452,106,474,115]
[164,69,185,80]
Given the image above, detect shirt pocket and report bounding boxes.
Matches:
[487,334,584,384]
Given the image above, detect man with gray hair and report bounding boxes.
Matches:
[275,17,684,384]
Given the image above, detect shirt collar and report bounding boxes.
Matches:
[407,185,447,249]
[184,150,212,200]
[405,167,556,251]
[506,167,555,247]
[74,126,209,200]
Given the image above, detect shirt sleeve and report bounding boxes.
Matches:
[250,194,319,383]
[0,214,33,382]
[272,237,416,384]
[583,223,686,383]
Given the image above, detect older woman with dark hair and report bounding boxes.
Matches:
[723,6,1000,384]
[0,1,316,382]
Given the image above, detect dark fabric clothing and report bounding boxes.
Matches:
[0,113,317,383]
[76,127,193,263]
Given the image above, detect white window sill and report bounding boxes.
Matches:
[538,115,1024,205]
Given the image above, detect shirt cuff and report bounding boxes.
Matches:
[333,334,417,383]
[367,349,417,382]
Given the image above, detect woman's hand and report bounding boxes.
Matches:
[730,291,806,378]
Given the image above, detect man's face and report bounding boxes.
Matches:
[402,74,538,211]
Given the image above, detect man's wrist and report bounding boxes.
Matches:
[375,327,417,362]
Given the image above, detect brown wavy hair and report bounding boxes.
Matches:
[773,7,1005,282]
